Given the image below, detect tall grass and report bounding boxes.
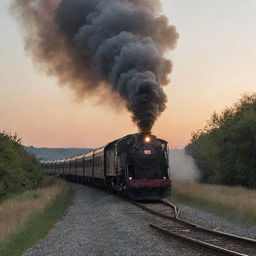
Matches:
[172,181,256,225]
[0,181,72,256]
[0,178,72,256]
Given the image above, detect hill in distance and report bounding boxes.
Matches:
[26,146,92,161]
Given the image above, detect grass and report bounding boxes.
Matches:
[0,178,73,256]
[171,181,256,226]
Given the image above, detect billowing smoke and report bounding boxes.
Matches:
[12,0,178,132]
[169,150,200,181]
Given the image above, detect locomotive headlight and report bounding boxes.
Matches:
[144,136,151,143]
[163,177,166,180]
[129,177,132,180]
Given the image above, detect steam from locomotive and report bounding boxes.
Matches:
[12,0,178,132]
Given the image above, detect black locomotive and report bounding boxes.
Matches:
[42,133,171,200]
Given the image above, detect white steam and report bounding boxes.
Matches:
[169,149,200,181]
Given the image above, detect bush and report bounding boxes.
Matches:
[186,93,256,188]
[0,132,43,200]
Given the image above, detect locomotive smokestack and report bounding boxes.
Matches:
[12,0,178,132]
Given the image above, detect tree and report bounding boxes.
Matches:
[186,93,256,188]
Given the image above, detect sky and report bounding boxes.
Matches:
[0,0,256,148]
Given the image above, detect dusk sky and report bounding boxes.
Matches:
[1,0,255,148]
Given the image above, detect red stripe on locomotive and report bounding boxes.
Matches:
[127,180,171,188]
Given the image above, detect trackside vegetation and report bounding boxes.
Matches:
[0,131,73,256]
[0,131,43,200]
[172,181,256,225]
[0,179,72,256]
[186,94,256,188]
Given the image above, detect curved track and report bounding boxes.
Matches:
[129,200,256,256]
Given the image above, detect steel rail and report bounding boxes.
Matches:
[128,199,177,220]
[160,200,256,245]
[128,199,256,255]
[150,224,248,256]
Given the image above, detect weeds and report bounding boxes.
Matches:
[172,181,256,225]
[0,179,70,243]
[0,179,72,256]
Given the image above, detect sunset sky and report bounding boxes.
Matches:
[0,0,255,148]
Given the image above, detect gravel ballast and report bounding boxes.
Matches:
[23,183,256,256]
[177,203,256,239]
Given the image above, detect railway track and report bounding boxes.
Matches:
[129,200,256,256]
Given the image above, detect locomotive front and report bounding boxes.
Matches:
[119,133,171,200]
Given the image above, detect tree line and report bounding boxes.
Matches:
[0,132,43,200]
[186,94,256,188]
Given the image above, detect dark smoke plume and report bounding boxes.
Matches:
[12,0,178,132]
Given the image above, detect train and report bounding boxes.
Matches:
[42,133,171,200]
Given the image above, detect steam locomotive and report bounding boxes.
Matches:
[42,133,171,200]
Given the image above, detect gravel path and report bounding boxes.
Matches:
[23,184,256,256]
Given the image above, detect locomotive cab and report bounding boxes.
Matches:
[128,134,169,180]
[123,134,171,200]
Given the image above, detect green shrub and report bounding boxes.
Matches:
[0,132,43,200]
[186,93,256,188]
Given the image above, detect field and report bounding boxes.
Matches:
[0,178,72,256]
[172,181,256,225]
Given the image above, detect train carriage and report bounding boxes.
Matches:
[76,155,84,177]
[84,151,94,179]
[93,147,104,180]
